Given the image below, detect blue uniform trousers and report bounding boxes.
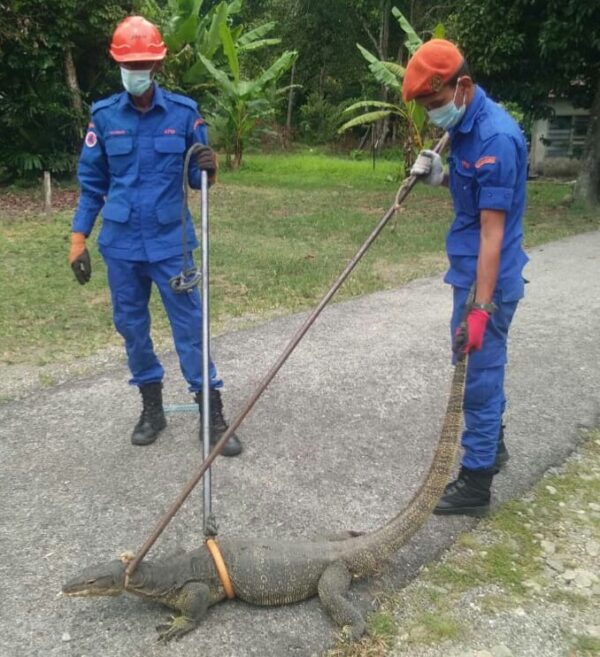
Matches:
[105,255,222,392]
[451,286,518,470]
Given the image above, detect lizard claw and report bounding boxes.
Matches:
[156,615,196,642]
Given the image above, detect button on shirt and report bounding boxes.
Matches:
[444,86,529,301]
[72,83,208,262]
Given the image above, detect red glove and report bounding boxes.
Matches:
[457,308,490,353]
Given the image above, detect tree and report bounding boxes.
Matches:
[451,0,600,205]
[160,0,296,167]
[192,23,296,167]
[0,0,136,180]
[338,7,442,168]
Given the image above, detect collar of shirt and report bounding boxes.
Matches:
[450,85,486,136]
[118,82,167,113]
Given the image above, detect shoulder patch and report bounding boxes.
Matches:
[475,156,497,169]
[91,93,122,115]
[193,117,205,130]
[85,131,98,148]
[164,90,198,111]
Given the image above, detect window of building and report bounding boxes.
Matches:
[546,114,589,158]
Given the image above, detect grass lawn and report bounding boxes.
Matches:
[1,152,599,367]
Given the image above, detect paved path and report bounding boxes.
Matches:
[1,232,599,657]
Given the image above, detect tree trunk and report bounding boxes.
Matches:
[376,0,391,153]
[64,48,84,137]
[286,61,296,133]
[233,137,243,169]
[575,78,600,206]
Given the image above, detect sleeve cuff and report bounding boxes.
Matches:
[478,186,514,212]
[72,207,100,235]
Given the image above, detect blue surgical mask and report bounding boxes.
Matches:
[427,84,466,130]
[120,67,153,96]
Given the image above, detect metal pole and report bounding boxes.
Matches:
[125,132,450,580]
[200,169,212,531]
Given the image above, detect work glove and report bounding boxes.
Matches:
[196,145,218,179]
[410,149,444,186]
[454,308,490,354]
[69,232,92,285]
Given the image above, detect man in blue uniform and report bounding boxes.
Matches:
[403,39,528,515]
[69,16,242,456]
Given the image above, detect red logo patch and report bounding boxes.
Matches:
[85,131,97,148]
[193,118,205,129]
[163,128,176,135]
[475,156,497,169]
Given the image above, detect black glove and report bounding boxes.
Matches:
[196,145,217,175]
[71,249,92,285]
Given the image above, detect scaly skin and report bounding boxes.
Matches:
[63,358,466,641]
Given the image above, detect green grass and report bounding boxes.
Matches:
[1,152,599,367]
[573,636,600,655]
[327,431,600,657]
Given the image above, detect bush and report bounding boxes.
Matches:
[298,93,351,144]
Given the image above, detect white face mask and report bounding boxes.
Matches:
[427,83,466,130]
[120,67,153,96]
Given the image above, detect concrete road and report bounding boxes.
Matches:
[1,232,599,657]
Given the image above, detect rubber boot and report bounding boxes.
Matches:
[195,389,242,457]
[131,382,167,446]
[494,423,509,472]
[433,466,494,517]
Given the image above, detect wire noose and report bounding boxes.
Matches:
[169,144,211,293]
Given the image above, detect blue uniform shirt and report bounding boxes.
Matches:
[444,86,529,302]
[72,83,208,262]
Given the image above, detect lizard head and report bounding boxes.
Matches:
[62,558,127,597]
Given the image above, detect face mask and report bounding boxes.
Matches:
[427,83,466,130]
[120,67,153,96]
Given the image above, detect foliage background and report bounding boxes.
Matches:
[0,0,598,201]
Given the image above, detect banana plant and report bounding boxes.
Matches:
[339,7,444,167]
[188,20,297,168]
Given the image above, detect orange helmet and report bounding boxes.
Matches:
[109,16,167,63]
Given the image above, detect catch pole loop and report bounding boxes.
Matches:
[169,144,210,294]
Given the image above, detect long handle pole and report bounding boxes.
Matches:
[125,133,450,580]
[200,169,212,531]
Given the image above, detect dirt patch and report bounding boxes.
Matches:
[0,186,78,220]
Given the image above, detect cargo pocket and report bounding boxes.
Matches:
[98,200,131,247]
[449,156,478,216]
[102,200,131,224]
[156,201,184,225]
[105,137,134,175]
[153,135,186,173]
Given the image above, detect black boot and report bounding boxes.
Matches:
[433,466,494,517]
[131,382,167,446]
[494,423,509,472]
[194,389,242,457]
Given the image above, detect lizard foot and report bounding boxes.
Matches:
[156,614,197,642]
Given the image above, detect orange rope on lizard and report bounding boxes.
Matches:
[205,539,235,599]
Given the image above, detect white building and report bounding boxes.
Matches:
[529,99,590,174]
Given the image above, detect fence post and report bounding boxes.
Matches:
[43,171,52,214]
